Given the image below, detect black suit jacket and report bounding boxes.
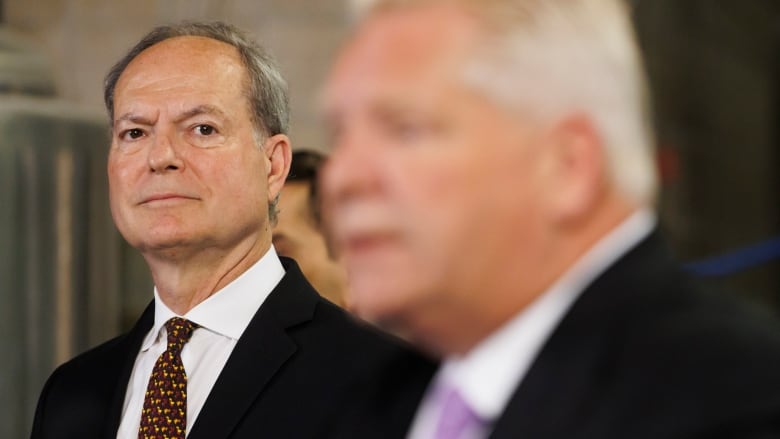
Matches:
[345,231,780,438]
[486,231,780,438]
[31,257,435,438]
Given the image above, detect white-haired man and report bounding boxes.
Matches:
[320,0,780,437]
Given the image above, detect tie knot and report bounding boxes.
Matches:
[164,317,198,353]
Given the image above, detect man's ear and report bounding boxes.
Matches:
[263,134,292,202]
[545,113,606,224]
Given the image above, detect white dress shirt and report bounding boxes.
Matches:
[116,247,285,439]
[407,210,656,439]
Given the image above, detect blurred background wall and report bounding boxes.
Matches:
[635,1,780,306]
[0,1,777,438]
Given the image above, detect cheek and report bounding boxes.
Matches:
[214,155,267,197]
[106,155,121,186]
[402,160,478,239]
[107,159,132,208]
[218,162,271,217]
[241,154,270,192]
[406,153,531,272]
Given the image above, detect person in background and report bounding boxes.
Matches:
[274,149,348,307]
[320,0,780,437]
[31,20,433,439]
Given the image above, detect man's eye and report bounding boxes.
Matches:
[122,128,144,140]
[195,125,215,135]
[386,120,426,143]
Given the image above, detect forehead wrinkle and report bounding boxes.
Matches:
[113,103,228,128]
[173,104,228,124]
[114,36,249,119]
[114,112,156,128]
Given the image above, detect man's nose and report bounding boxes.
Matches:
[147,131,183,173]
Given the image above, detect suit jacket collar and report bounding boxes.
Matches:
[102,257,318,439]
[104,302,155,438]
[187,257,318,439]
[488,229,673,438]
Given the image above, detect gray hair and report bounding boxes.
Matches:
[103,20,290,223]
[351,0,658,206]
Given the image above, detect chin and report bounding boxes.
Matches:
[132,232,194,255]
[348,281,393,312]
[347,278,412,320]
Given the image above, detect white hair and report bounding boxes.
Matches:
[349,0,658,205]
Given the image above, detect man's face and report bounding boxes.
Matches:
[320,5,553,334]
[108,36,278,260]
[274,181,345,305]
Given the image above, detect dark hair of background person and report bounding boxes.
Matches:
[287,150,326,225]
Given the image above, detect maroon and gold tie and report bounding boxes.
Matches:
[139,317,198,439]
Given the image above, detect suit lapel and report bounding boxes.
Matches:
[188,258,317,439]
[103,302,155,438]
[487,312,615,439]
[488,231,669,438]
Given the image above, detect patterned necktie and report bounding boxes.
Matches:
[432,382,485,439]
[139,317,199,439]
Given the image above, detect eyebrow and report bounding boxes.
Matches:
[114,113,154,128]
[174,105,227,124]
[114,105,228,128]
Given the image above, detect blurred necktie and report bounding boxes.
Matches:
[138,317,198,439]
[432,382,485,439]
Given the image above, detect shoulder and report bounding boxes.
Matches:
[242,272,437,437]
[272,257,435,369]
[292,295,436,377]
[603,247,780,373]
[619,284,780,386]
[577,231,780,368]
[31,332,137,439]
[597,271,780,436]
[308,299,438,437]
[545,233,780,436]
[41,331,134,394]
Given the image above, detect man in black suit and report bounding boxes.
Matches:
[319,0,780,437]
[31,21,433,438]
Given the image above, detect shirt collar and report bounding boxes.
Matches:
[438,209,656,420]
[141,246,286,351]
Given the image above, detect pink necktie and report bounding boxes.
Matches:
[433,383,485,439]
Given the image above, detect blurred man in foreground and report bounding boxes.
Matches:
[274,149,348,306]
[31,21,433,439]
[321,0,780,437]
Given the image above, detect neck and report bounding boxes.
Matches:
[410,198,641,358]
[143,235,270,315]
